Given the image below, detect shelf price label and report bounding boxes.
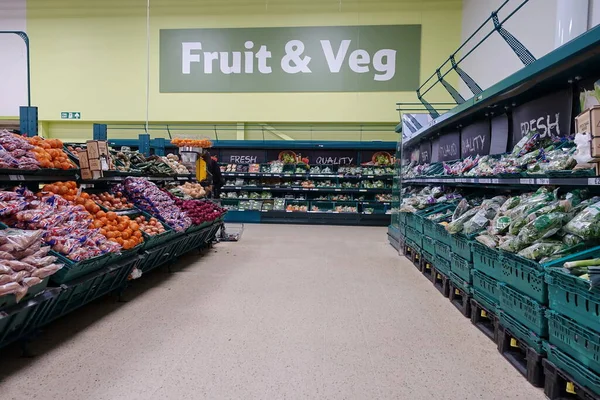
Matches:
[589,178,600,186]
[537,178,550,185]
[8,175,25,181]
[519,178,535,185]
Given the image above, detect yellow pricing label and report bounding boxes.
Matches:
[510,338,518,348]
[437,274,441,279]
[455,289,460,295]
[481,310,487,318]
[566,382,576,394]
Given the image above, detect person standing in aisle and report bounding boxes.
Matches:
[202,151,224,199]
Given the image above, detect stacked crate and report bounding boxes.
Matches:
[543,249,600,399]
[470,241,502,341]
[431,213,454,297]
[448,233,474,317]
[495,251,548,387]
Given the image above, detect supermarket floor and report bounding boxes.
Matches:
[0,224,544,400]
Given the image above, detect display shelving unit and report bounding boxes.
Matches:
[392,17,600,399]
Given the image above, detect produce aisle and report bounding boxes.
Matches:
[0,225,543,400]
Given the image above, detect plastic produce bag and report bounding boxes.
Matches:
[0,229,43,252]
[0,282,21,296]
[562,233,584,247]
[0,274,14,285]
[516,212,567,247]
[518,241,565,261]
[564,200,600,239]
[22,277,42,288]
[31,264,62,279]
[475,234,498,249]
[447,207,480,234]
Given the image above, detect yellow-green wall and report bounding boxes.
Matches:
[27,0,462,140]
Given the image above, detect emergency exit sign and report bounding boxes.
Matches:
[61,112,81,119]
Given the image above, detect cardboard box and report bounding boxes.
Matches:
[574,162,600,175]
[80,168,92,180]
[77,150,89,169]
[576,105,600,135]
[92,170,103,179]
[89,158,101,171]
[593,137,600,159]
[86,140,100,159]
[97,141,109,157]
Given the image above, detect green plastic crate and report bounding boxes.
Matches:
[472,241,503,281]
[39,256,138,326]
[499,283,547,337]
[451,252,472,283]
[449,270,471,295]
[472,270,500,304]
[422,250,434,264]
[0,277,50,311]
[434,240,452,262]
[546,268,600,333]
[498,310,544,354]
[544,341,600,397]
[451,233,473,261]
[422,235,435,256]
[473,289,498,313]
[433,223,452,246]
[405,225,422,249]
[547,310,600,375]
[0,288,60,350]
[139,241,173,274]
[501,254,547,304]
[50,251,114,285]
[433,254,451,276]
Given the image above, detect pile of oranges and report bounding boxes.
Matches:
[27,137,76,170]
[171,138,212,148]
[42,181,144,250]
[91,211,143,250]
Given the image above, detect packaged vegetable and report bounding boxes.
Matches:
[517,241,565,261]
[516,212,567,246]
[564,200,600,239]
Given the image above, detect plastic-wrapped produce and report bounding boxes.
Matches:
[516,212,567,247]
[122,177,191,232]
[518,241,566,261]
[447,207,480,234]
[564,200,600,239]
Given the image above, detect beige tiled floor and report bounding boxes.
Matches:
[0,224,544,400]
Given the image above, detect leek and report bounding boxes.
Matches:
[564,259,600,269]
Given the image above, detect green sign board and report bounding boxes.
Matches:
[160,25,421,93]
[61,112,81,120]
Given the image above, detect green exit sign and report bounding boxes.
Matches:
[61,112,81,119]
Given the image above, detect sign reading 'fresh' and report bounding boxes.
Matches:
[160,25,421,92]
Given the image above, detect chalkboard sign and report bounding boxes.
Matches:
[431,139,439,163]
[419,142,432,164]
[461,120,490,158]
[490,114,509,154]
[220,149,266,164]
[309,150,356,165]
[266,149,357,165]
[511,88,573,148]
[437,131,460,161]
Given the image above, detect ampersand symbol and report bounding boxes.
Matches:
[281,40,312,73]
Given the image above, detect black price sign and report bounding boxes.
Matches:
[461,120,490,158]
[437,131,460,161]
[309,150,356,165]
[220,149,265,164]
[419,142,431,164]
[511,88,572,147]
[490,114,509,154]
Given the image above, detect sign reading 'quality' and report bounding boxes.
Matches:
[160,25,421,93]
